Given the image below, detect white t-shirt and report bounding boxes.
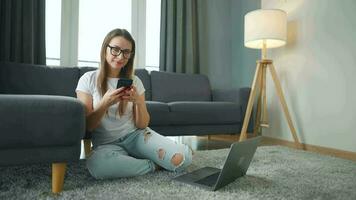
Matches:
[76,70,145,146]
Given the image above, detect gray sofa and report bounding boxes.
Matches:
[132,69,252,136]
[79,67,253,136]
[0,62,252,193]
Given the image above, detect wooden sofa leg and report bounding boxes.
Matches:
[83,139,92,157]
[52,163,67,194]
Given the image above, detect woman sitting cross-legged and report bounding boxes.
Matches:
[76,28,193,179]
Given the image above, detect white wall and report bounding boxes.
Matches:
[261,0,356,152]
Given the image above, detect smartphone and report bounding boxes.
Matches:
[116,78,133,89]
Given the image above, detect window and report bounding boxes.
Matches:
[45,0,161,71]
[145,0,161,71]
[78,0,131,67]
[45,0,61,66]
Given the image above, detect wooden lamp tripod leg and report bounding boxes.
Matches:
[267,64,303,149]
[261,65,269,128]
[240,62,262,141]
[253,63,264,136]
[253,79,262,136]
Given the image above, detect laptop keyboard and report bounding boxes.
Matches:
[194,172,220,186]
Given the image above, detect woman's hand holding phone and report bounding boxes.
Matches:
[101,87,127,108]
[116,78,133,90]
[120,86,139,103]
[116,78,134,100]
[100,78,138,107]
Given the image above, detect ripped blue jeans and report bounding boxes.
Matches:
[86,128,193,179]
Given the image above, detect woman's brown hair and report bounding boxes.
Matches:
[97,28,136,116]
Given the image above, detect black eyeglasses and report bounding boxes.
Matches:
[107,45,133,59]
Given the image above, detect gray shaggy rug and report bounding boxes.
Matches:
[1,146,356,200]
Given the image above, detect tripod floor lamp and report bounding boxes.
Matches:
[239,9,302,149]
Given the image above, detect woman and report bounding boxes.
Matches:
[76,28,193,179]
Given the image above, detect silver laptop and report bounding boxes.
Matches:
[172,136,262,191]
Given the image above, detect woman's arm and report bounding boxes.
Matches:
[76,88,126,131]
[122,86,150,129]
[133,94,150,129]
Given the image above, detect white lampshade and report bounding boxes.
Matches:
[244,9,287,49]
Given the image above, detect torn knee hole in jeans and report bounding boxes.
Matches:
[158,148,165,160]
[143,130,152,143]
[171,153,184,167]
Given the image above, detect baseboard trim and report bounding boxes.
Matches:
[262,136,356,161]
[202,134,255,141]
[206,134,239,141]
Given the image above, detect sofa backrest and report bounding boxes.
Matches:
[79,66,96,78]
[79,67,151,101]
[135,69,151,100]
[150,71,212,102]
[78,67,151,100]
[0,62,79,97]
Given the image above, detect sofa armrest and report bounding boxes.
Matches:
[212,87,251,116]
[0,95,86,149]
[238,87,254,133]
[237,87,251,117]
[212,87,253,132]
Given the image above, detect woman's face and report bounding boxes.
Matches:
[106,36,132,71]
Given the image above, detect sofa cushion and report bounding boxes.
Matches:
[168,101,241,125]
[0,62,79,97]
[151,71,212,102]
[135,69,151,101]
[146,101,170,125]
[150,124,242,136]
